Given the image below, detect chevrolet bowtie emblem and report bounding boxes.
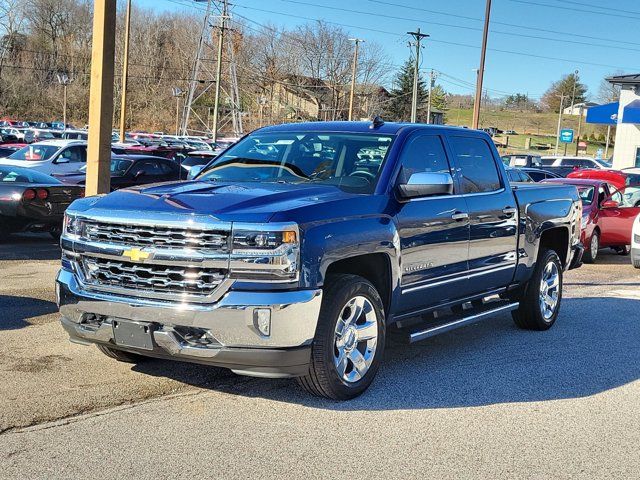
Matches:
[122,248,150,262]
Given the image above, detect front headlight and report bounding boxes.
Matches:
[581,215,590,229]
[230,223,300,281]
[63,213,84,239]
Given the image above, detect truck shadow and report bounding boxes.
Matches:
[0,295,59,330]
[133,296,640,410]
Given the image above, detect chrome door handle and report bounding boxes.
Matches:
[502,207,517,215]
[451,212,469,221]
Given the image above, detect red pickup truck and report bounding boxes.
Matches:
[544,178,640,262]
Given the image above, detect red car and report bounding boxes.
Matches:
[567,168,640,191]
[544,178,640,263]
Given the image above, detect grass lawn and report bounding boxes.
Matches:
[446,108,613,157]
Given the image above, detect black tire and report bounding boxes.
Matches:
[582,231,599,264]
[96,344,146,363]
[511,248,563,331]
[297,274,386,400]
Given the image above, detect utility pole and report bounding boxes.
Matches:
[605,124,611,158]
[211,0,228,143]
[56,73,72,130]
[348,38,363,121]
[118,0,132,143]
[407,28,429,123]
[85,0,116,196]
[569,69,579,115]
[172,87,184,136]
[575,105,584,155]
[554,94,566,155]
[426,69,437,124]
[472,0,492,130]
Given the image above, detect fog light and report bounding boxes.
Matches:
[254,308,271,336]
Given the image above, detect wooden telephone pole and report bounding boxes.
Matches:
[85,0,116,196]
[407,28,429,123]
[472,0,492,130]
[348,38,363,121]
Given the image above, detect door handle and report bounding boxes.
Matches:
[502,207,517,215]
[451,211,469,221]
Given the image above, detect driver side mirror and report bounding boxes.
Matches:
[187,165,204,180]
[397,172,454,199]
[601,199,619,209]
[55,156,69,164]
[133,170,145,179]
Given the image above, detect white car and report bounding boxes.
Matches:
[632,213,640,268]
[0,139,87,175]
[540,156,612,169]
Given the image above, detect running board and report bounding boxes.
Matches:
[408,302,519,343]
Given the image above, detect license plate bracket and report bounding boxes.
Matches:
[112,319,154,350]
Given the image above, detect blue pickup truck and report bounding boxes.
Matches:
[58,121,583,400]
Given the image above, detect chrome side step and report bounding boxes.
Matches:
[408,302,519,343]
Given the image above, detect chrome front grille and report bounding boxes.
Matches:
[83,221,229,251]
[80,257,225,296]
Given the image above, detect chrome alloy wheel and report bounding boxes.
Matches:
[539,260,560,320]
[590,234,599,260]
[333,296,379,383]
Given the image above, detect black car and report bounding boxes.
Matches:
[0,165,84,240]
[519,167,562,182]
[178,150,217,179]
[0,144,25,158]
[54,155,182,189]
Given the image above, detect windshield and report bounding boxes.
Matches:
[77,158,133,176]
[577,186,595,205]
[595,158,612,168]
[540,157,556,166]
[0,165,60,184]
[8,144,59,161]
[198,132,394,193]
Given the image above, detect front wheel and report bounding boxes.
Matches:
[582,232,599,263]
[298,274,385,400]
[512,248,563,331]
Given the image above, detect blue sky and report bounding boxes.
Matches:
[142,0,640,101]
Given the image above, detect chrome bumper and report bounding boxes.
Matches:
[57,269,321,377]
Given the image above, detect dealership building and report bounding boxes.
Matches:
[587,74,640,169]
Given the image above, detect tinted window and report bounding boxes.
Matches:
[449,136,501,193]
[398,134,451,182]
[59,146,86,163]
[138,160,165,175]
[0,166,60,183]
[577,186,595,205]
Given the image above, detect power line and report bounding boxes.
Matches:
[366,0,640,48]
[235,3,640,71]
[280,0,640,54]
[509,0,640,20]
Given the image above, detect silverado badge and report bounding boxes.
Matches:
[122,248,151,262]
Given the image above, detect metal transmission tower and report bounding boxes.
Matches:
[181,0,243,140]
[407,28,429,123]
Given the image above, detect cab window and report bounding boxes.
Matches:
[448,136,501,193]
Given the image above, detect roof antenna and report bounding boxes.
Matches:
[370,115,385,129]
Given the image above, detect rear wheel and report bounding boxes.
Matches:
[613,245,631,256]
[298,274,385,400]
[96,344,146,363]
[512,248,563,331]
[582,232,599,263]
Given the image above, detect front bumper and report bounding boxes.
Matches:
[57,269,321,377]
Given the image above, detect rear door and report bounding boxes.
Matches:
[446,135,518,294]
[395,132,470,314]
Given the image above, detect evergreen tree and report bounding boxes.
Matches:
[385,60,428,122]
[541,73,588,113]
[429,84,448,112]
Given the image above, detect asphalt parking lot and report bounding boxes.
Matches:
[1,234,639,479]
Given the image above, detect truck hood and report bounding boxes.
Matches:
[70,180,358,223]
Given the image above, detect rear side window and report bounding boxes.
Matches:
[448,136,501,193]
[398,134,451,181]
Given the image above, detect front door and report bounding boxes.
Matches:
[446,135,518,294]
[395,133,470,315]
[599,186,640,245]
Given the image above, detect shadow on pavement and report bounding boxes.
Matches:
[0,233,61,261]
[0,295,59,330]
[133,296,640,410]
